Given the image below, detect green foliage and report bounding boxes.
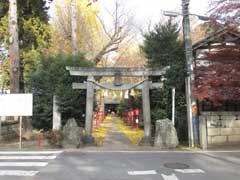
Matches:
[21,17,51,50]
[0,16,8,45]
[141,20,184,68]
[141,20,188,141]
[151,107,167,123]
[0,2,8,18]
[117,93,142,113]
[0,0,51,49]
[0,0,51,21]
[0,58,10,89]
[150,89,168,121]
[28,54,93,130]
[0,17,8,89]
[0,1,52,91]
[117,99,130,113]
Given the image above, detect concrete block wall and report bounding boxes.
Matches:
[200,112,240,146]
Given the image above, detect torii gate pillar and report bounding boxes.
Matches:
[84,75,95,143]
[140,77,152,145]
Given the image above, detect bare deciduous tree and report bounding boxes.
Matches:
[71,0,78,55]
[93,0,134,64]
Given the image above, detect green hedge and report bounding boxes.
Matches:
[28,53,92,130]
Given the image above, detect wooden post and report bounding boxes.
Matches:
[172,87,175,125]
[140,77,152,145]
[85,76,94,139]
[19,116,22,149]
[52,96,61,130]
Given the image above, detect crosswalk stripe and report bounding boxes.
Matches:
[0,162,48,167]
[174,169,205,173]
[0,151,62,155]
[161,173,179,180]
[0,151,61,177]
[128,170,157,175]
[0,155,57,160]
[0,170,39,176]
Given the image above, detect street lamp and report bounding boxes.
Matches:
[163,11,211,21]
[163,0,209,148]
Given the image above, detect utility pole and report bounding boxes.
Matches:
[9,0,20,93]
[71,0,78,55]
[182,0,195,148]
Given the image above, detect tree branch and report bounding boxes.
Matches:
[93,0,132,64]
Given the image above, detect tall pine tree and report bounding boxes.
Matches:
[141,20,188,141]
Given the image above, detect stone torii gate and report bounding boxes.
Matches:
[66,67,168,145]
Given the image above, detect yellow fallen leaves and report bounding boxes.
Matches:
[117,118,144,145]
[92,116,144,146]
[178,145,201,151]
[92,116,112,146]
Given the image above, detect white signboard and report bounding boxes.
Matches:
[0,94,33,116]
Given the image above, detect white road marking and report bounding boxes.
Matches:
[0,151,62,155]
[128,170,157,175]
[0,151,61,177]
[0,170,38,176]
[175,169,205,173]
[77,150,240,153]
[0,162,48,167]
[0,155,56,160]
[161,173,179,180]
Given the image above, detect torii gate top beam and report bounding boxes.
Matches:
[66,66,169,77]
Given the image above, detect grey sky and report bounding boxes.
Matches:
[98,0,210,28]
[49,0,210,28]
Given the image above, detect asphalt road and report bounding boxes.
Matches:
[0,150,240,180]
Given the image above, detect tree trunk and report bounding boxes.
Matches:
[71,0,78,55]
[8,0,20,93]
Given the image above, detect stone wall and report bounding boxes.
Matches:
[200,112,240,146]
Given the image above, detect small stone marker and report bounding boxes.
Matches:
[154,119,179,149]
[62,118,83,148]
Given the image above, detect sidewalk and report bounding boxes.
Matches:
[2,116,240,152]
